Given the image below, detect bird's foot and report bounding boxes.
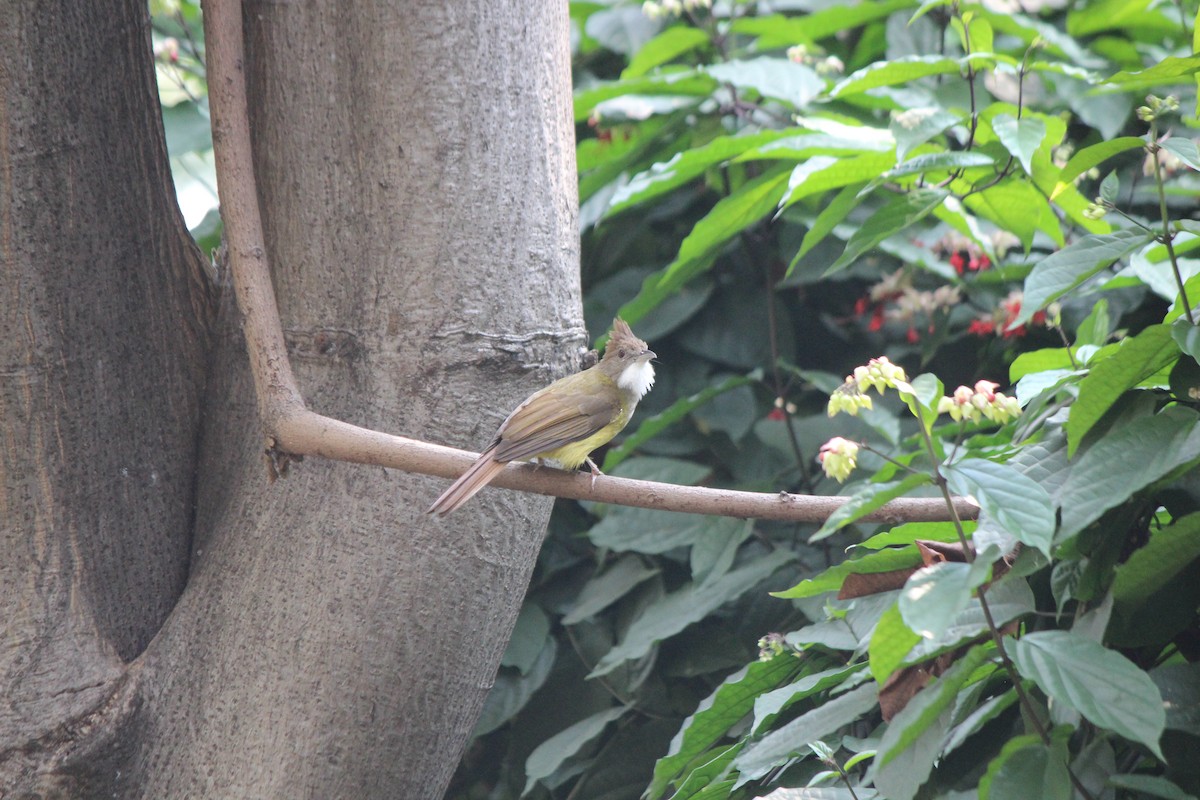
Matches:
[585,457,603,490]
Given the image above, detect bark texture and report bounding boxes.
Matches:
[2,0,578,797]
[0,0,216,792]
[127,1,581,798]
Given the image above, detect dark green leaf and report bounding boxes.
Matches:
[1007,631,1165,758]
[943,458,1055,557]
[774,546,922,600]
[617,167,792,326]
[885,151,994,179]
[1112,511,1200,607]
[1103,56,1200,90]
[734,683,878,780]
[826,189,948,275]
[873,646,992,800]
[1108,774,1198,800]
[524,706,627,794]
[502,604,551,673]
[604,374,756,470]
[979,734,1071,800]
[647,656,800,800]
[810,473,934,543]
[591,551,794,677]
[563,556,661,625]
[1066,324,1178,454]
[1058,406,1200,540]
[1017,230,1154,326]
[788,182,864,274]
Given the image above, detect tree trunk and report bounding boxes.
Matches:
[1,1,579,797]
[0,0,216,791]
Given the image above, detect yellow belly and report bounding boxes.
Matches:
[535,412,631,469]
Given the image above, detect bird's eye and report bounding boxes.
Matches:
[618,348,627,358]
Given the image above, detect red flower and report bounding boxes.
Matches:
[950,252,966,274]
[867,306,885,332]
[767,408,786,421]
[854,296,870,316]
[967,319,995,336]
[906,327,920,344]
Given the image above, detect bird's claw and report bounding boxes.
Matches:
[585,457,603,490]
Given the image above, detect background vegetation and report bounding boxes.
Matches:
[154,1,1200,798]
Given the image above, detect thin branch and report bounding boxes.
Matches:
[203,0,980,526]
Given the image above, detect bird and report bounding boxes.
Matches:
[427,318,656,516]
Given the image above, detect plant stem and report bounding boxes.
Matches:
[1149,129,1193,324]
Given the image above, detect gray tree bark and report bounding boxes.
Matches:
[0,1,580,797]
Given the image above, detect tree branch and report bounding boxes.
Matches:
[204,0,979,525]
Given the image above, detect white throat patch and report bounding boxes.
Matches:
[618,359,655,399]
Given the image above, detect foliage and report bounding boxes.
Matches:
[448,1,1200,799]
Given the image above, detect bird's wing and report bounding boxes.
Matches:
[492,372,619,462]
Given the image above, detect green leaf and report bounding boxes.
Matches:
[964,178,1054,253]
[830,55,962,98]
[590,551,794,677]
[590,510,746,555]
[1103,56,1200,91]
[162,101,212,157]
[869,604,921,684]
[1066,324,1179,454]
[604,374,756,470]
[524,706,627,794]
[891,107,961,162]
[992,114,1046,176]
[773,545,923,599]
[1111,511,1200,607]
[734,683,878,780]
[617,166,792,326]
[1058,406,1200,541]
[778,153,899,211]
[574,72,716,122]
[898,561,990,640]
[607,130,791,217]
[473,637,557,736]
[979,734,1071,800]
[789,182,864,274]
[1173,317,1200,361]
[1151,661,1200,735]
[1161,136,1200,173]
[502,604,551,673]
[810,473,933,543]
[647,656,800,800]
[1008,631,1166,757]
[562,555,661,625]
[730,0,917,47]
[1016,230,1155,326]
[706,57,823,110]
[873,646,992,800]
[752,665,865,732]
[1108,774,1199,800]
[942,458,1056,557]
[826,189,948,275]
[623,26,711,78]
[885,151,994,179]
[859,521,973,549]
[1053,137,1145,195]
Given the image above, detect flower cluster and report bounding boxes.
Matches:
[851,356,909,394]
[642,0,710,19]
[852,269,961,343]
[1137,94,1179,123]
[967,290,1049,338]
[818,437,859,483]
[935,232,992,276]
[786,44,844,75]
[757,632,788,661]
[936,380,1022,424]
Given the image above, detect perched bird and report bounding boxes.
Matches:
[427,318,656,516]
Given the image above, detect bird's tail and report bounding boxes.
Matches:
[427,449,508,516]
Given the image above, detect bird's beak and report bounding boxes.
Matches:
[643,348,657,360]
